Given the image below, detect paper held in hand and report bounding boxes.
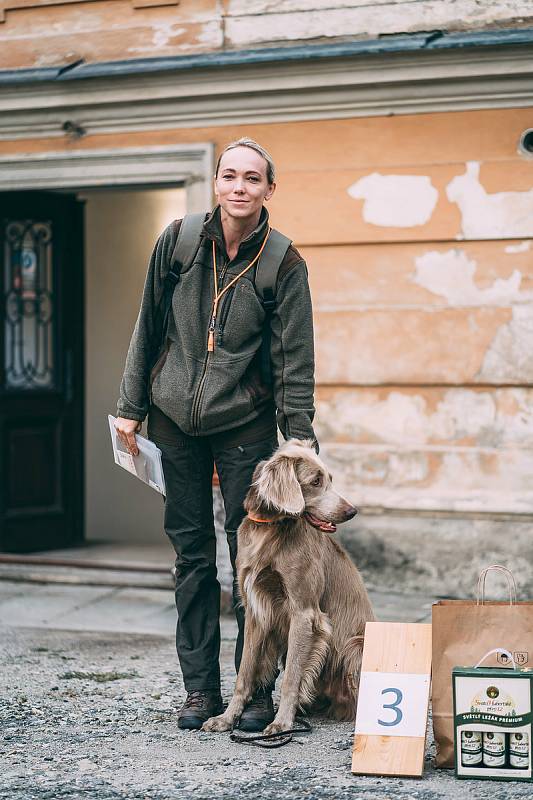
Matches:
[108,415,166,496]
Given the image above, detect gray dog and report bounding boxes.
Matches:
[203,439,375,735]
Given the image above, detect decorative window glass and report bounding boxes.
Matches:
[3,220,55,390]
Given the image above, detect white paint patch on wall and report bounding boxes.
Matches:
[227,1,395,12]
[505,241,531,254]
[446,162,533,239]
[411,249,533,306]
[323,445,533,513]
[478,305,533,383]
[316,387,533,448]
[347,173,438,228]
[153,23,185,48]
[126,22,222,55]
[225,2,533,47]
[196,20,225,46]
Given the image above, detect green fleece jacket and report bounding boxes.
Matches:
[117,206,316,443]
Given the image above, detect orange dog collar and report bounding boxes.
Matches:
[247,513,273,524]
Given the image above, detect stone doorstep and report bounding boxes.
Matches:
[0,561,174,589]
[0,562,236,615]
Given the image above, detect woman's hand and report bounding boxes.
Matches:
[115,417,142,456]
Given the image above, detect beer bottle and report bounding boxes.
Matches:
[483,732,506,767]
[461,731,482,766]
[509,732,529,769]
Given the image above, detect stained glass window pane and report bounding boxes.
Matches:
[4,220,55,390]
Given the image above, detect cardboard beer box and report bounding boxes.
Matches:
[452,660,533,782]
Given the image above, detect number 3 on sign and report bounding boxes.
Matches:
[355,673,430,738]
[379,688,403,727]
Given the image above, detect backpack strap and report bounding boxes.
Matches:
[150,213,206,376]
[255,229,292,386]
[169,212,206,279]
[162,211,206,320]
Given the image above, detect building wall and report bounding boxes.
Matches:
[55,105,532,523]
[83,186,185,543]
[1,0,533,69]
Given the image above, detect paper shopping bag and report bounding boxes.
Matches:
[432,565,533,768]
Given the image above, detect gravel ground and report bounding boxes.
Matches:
[2,619,531,800]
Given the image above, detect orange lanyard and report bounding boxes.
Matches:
[208,228,271,352]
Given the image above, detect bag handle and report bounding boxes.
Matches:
[476,564,517,606]
[474,648,517,670]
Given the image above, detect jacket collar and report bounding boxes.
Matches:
[203,204,270,259]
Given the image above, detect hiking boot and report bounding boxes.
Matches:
[237,688,275,732]
[177,690,224,730]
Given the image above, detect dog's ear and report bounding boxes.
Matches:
[254,454,305,516]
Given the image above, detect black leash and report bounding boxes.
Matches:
[229,716,312,748]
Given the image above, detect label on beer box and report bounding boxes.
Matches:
[453,666,533,782]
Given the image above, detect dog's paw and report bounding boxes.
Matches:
[201,715,232,732]
[262,719,292,737]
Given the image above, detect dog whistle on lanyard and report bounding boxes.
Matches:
[207,312,217,353]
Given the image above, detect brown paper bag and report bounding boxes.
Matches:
[432,565,533,768]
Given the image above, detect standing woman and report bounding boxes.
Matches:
[115,138,317,730]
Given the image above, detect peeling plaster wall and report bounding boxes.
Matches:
[1,0,533,68]
[286,108,533,516]
[315,386,533,513]
[307,147,533,511]
[0,0,223,69]
[225,1,533,49]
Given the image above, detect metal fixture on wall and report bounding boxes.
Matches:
[519,129,533,156]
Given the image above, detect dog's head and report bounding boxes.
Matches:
[244,439,357,533]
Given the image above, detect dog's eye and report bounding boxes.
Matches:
[311,476,321,486]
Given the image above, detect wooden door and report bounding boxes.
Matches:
[0,192,84,552]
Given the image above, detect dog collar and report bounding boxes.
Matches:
[247,513,273,524]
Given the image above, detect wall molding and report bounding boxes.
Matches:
[0,144,214,209]
[0,44,532,140]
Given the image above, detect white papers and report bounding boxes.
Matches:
[108,415,166,496]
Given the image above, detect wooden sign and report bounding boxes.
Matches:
[352,622,432,777]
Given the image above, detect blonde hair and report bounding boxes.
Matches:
[215,137,275,184]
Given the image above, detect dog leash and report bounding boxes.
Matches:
[229,716,312,748]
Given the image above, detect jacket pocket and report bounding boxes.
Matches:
[196,358,255,432]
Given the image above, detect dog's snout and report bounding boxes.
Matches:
[344,504,358,520]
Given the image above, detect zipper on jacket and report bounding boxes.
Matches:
[191,254,228,433]
[191,352,209,434]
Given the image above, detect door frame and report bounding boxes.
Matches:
[0,143,213,548]
[0,144,214,212]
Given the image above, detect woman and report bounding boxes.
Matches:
[115,138,317,730]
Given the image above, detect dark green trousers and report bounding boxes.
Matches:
[148,405,277,692]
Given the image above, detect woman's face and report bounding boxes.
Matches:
[214,146,275,223]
